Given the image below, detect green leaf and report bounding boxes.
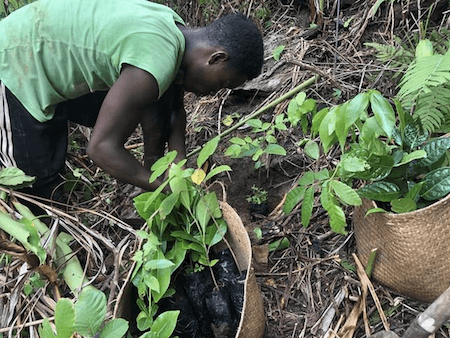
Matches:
[405,181,425,202]
[265,144,286,156]
[55,298,75,338]
[327,203,347,235]
[312,107,329,135]
[390,198,417,213]
[151,311,180,338]
[369,91,395,138]
[159,192,179,219]
[403,123,428,149]
[319,107,339,153]
[246,119,262,129]
[360,116,385,143]
[341,157,369,173]
[150,151,177,182]
[99,319,129,338]
[301,186,314,227]
[197,136,220,168]
[357,182,402,202]
[205,219,227,247]
[345,92,369,130]
[144,259,175,270]
[204,165,232,181]
[137,311,153,331]
[196,192,221,233]
[331,180,362,206]
[272,45,285,61]
[230,137,246,145]
[421,167,450,200]
[416,39,433,57]
[268,237,290,251]
[298,171,315,186]
[397,149,427,166]
[74,289,107,338]
[354,154,394,181]
[0,167,35,188]
[39,318,56,338]
[283,186,306,214]
[144,275,160,293]
[304,140,320,160]
[365,207,388,216]
[418,137,450,167]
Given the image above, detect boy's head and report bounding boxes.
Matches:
[180,13,264,96]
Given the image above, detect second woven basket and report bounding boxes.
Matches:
[353,194,450,303]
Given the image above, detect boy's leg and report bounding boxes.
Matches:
[0,81,68,200]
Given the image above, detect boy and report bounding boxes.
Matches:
[0,0,264,199]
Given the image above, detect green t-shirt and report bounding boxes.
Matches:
[0,0,185,122]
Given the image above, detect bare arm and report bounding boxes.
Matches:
[87,64,163,191]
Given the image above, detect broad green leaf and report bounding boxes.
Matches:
[144,259,175,270]
[327,203,347,235]
[319,107,338,153]
[421,167,450,200]
[144,275,160,293]
[137,311,153,331]
[99,318,129,338]
[246,119,262,129]
[283,186,306,214]
[265,144,286,156]
[298,171,315,186]
[345,92,369,130]
[315,169,330,181]
[205,219,227,246]
[390,198,417,213]
[397,149,427,166]
[418,137,450,167]
[357,182,401,202]
[330,180,362,206]
[55,298,75,338]
[0,167,35,188]
[196,192,221,233]
[335,102,349,149]
[74,289,107,338]
[230,137,246,145]
[150,151,177,182]
[225,144,242,157]
[169,176,190,210]
[39,318,56,338]
[301,186,314,227]
[354,154,394,181]
[312,107,330,135]
[416,39,433,57]
[151,311,180,338]
[304,140,320,160]
[369,91,395,138]
[360,116,385,143]
[205,165,232,181]
[405,181,425,202]
[341,157,368,173]
[403,124,428,149]
[197,136,220,168]
[159,192,179,219]
[150,252,172,302]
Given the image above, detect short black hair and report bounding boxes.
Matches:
[204,13,264,80]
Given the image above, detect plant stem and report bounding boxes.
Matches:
[187,74,320,158]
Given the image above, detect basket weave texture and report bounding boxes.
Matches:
[220,201,265,338]
[353,195,450,303]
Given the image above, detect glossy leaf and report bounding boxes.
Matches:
[403,124,428,148]
[421,167,450,200]
[205,165,232,181]
[345,92,369,130]
[331,180,362,206]
[405,181,425,202]
[197,136,219,168]
[418,137,450,167]
[365,207,388,216]
[319,107,338,153]
[357,181,401,202]
[159,192,179,220]
[369,91,395,138]
[390,198,417,213]
[301,186,314,227]
[354,154,394,181]
[144,259,175,270]
[397,149,427,166]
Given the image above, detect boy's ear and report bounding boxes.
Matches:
[207,51,229,65]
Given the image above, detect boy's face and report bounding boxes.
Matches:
[183,51,247,96]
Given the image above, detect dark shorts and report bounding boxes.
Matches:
[0,80,107,199]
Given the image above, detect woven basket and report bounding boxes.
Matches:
[220,201,265,338]
[353,194,450,303]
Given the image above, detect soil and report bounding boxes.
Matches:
[2,1,450,338]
